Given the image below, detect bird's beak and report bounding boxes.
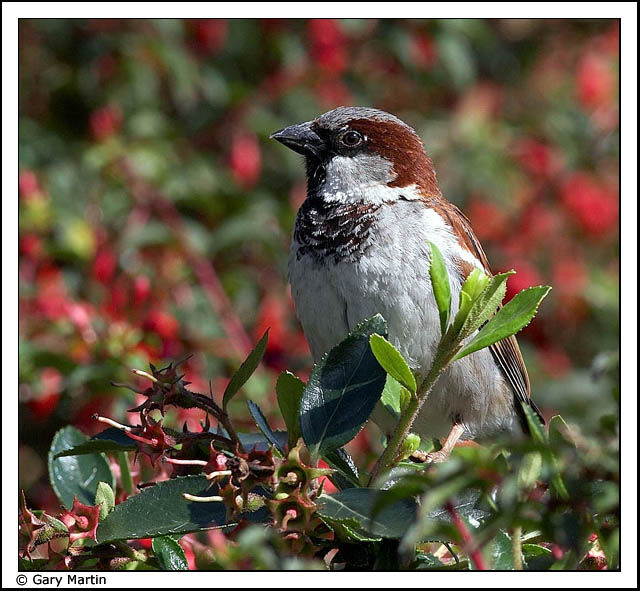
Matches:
[270,122,324,158]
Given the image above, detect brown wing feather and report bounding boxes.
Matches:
[439,201,545,427]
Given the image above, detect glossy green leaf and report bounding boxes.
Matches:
[455,286,551,360]
[48,426,115,509]
[300,315,388,457]
[517,451,543,491]
[317,488,417,539]
[97,475,268,542]
[247,400,285,456]
[369,334,417,393]
[428,241,451,334]
[380,374,404,419]
[323,447,360,489]
[222,329,269,408]
[95,481,116,520]
[458,270,514,339]
[548,415,575,449]
[276,371,304,448]
[521,402,547,446]
[152,536,189,571]
[452,290,473,333]
[54,427,136,458]
[522,543,554,570]
[490,530,514,570]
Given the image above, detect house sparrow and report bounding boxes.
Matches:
[271,107,543,462]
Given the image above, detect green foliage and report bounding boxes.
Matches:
[55,428,136,458]
[455,286,552,360]
[18,18,619,571]
[299,315,388,458]
[428,241,451,335]
[276,371,304,448]
[369,334,417,394]
[152,537,189,571]
[247,400,285,456]
[317,488,417,540]
[96,476,266,542]
[222,329,269,408]
[48,426,115,509]
[95,482,116,520]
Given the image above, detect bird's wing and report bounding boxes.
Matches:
[441,202,544,428]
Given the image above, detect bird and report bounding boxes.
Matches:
[271,106,543,463]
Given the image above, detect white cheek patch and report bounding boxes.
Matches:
[320,154,424,205]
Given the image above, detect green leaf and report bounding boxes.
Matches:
[369,334,417,393]
[118,452,134,495]
[380,375,404,419]
[522,543,554,570]
[152,536,189,571]
[452,290,473,333]
[276,371,304,448]
[517,452,543,492]
[458,270,514,339]
[548,415,575,449]
[521,402,547,446]
[222,329,269,408]
[454,286,551,360]
[95,482,116,520]
[18,557,50,571]
[96,475,268,542]
[54,428,136,458]
[323,447,360,489]
[415,553,446,569]
[300,315,388,457]
[247,400,285,456]
[489,530,514,570]
[317,488,417,539]
[48,426,115,509]
[428,241,451,334]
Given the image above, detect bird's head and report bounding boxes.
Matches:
[270,106,441,202]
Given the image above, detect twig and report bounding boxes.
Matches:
[445,501,487,571]
[512,525,523,570]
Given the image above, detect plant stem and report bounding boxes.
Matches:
[512,525,523,570]
[369,350,451,484]
[446,501,487,570]
[117,452,134,495]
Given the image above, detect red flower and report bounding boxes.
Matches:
[19,170,41,199]
[229,133,262,189]
[19,234,44,260]
[60,497,100,545]
[308,19,347,75]
[410,32,438,69]
[538,346,572,377]
[92,247,117,284]
[90,105,122,141]
[466,198,508,242]
[145,309,179,340]
[133,275,152,305]
[552,256,588,296]
[192,19,227,54]
[27,367,63,422]
[514,138,561,178]
[560,172,619,238]
[576,53,616,110]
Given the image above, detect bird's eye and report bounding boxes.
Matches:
[340,130,363,148]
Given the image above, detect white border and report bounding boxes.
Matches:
[3,2,637,588]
